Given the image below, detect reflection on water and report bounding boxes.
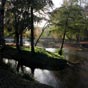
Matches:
[3,48,88,88]
[45,48,56,52]
[34,69,60,88]
[34,48,88,88]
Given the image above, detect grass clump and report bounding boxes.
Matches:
[22,46,63,59]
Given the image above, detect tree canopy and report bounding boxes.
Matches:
[48,0,88,41]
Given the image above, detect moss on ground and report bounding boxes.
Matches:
[21,46,63,59]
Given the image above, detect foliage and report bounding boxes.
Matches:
[4,0,53,35]
[2,0,54,54]
[21,46,62,58]
[48,3,87,41]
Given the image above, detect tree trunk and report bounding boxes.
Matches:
[0,0,6,46]
[59,26,67,55]
[35,22,48,46]
[30,5,35,54]
[14,15,20,51]
[15,30,20,50]
[59,14,68,55]
[19,33,23,46]
[0,0,6,64]
[76,33,80,44]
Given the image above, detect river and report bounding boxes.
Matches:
[33,48,88,88]
[3,48,88,88]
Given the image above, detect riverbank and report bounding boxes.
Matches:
[63,43,88,59]
[0,63,53,88]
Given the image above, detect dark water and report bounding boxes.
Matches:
[61,48,88,88]
[3,48,88,88]
[34,48,88,88]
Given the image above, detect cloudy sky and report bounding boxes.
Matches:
[37,0,63,27]
[52,0,63,8]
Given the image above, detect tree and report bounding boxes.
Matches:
[0,0,6,64]
[48,2,85,55]
[35,22,50,46]
[0,0,6,46]
[4,0,53,54]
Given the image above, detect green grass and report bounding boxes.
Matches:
[21,46,63,59]
[6,45,64,59]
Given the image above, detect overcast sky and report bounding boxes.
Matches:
[37,0,63,27]
[52,0,63,8]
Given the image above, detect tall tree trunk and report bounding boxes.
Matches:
[14,15,20,51]
[59,25,67,55]
[30,5,35,54]
[0,0,6,46]
[0,0,6,64]
[59,14,68,55]
[76,33,80,44]
[35,22,48,46]
[19,33,23,46]
[15,30,20,50]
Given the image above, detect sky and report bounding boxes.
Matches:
[36,0,63,27]
[52,0,63,8]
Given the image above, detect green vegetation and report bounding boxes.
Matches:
[1,1,88,87]
[48,0,88,42]
[22,46,63,58]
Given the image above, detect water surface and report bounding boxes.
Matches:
[3,48,88,88]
